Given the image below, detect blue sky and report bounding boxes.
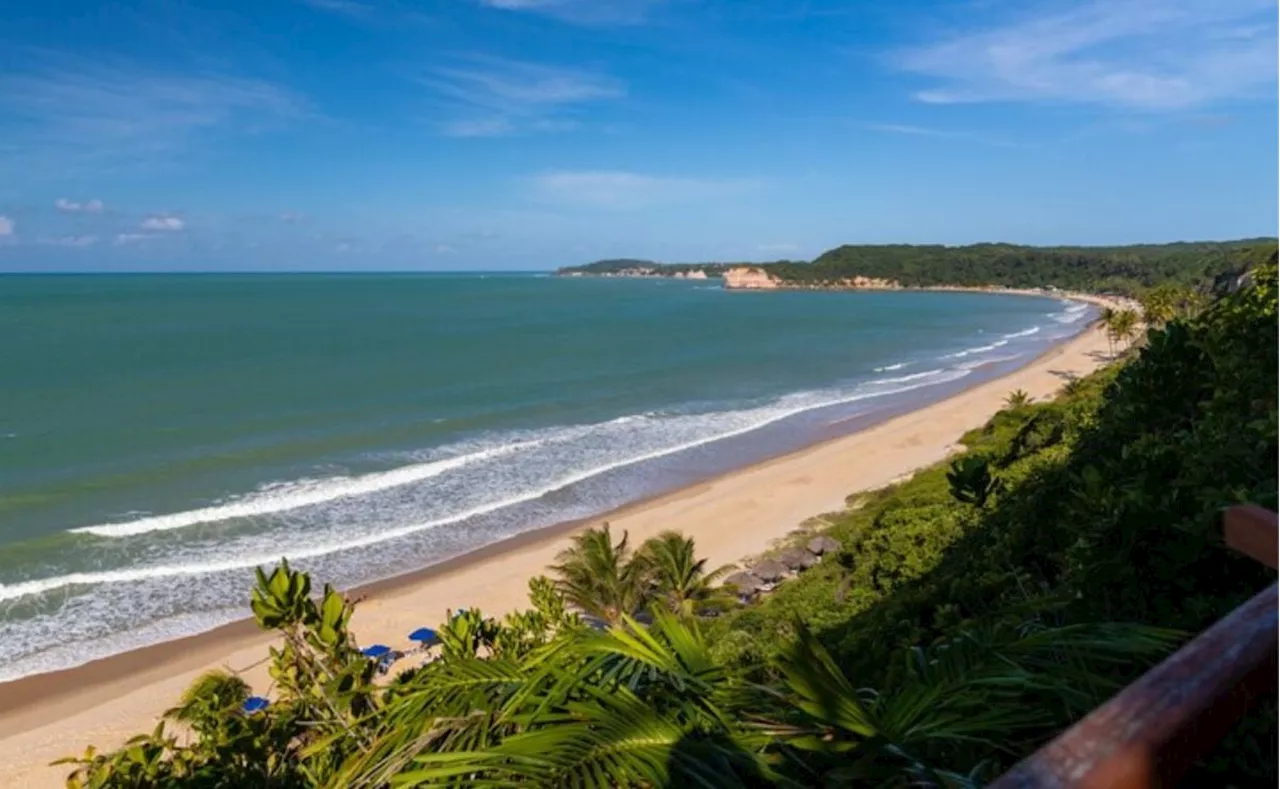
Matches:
[0,0,1275,271]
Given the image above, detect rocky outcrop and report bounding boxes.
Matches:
[839,276,901,289]
[722,267,901,291]
[722,267,779,289]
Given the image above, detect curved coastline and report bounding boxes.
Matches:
[0,296,1126,788]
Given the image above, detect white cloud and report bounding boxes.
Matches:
[440,118,517,138]
[0,53,307,171]
[861,123,1014,147]
[897,0,1277,110]
[54,197,105,213]
[140,215,185,231]
[0,216,13,236]
[300,0,373,17]
[529,170,757,209]
[476,0,658,25]
[114,233,158,245]
[434,243,457,254]
[278,212,306,223]
[39,235,97,247]
[423,56,623,136]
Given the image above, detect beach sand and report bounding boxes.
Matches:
[0,306,1122,787]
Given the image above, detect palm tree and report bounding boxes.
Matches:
[1098,306,1118,357]
[1139,288,1175,328]
[165,670,251,737]
[550,523,646,624]
[1110,308,1140,351]
[635,531,737,617]
[1004,389,1032,409]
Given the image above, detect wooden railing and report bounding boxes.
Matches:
[991,505,1278,788]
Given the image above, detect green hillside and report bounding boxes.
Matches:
[764,239,1277,295]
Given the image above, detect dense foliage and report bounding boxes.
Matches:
[763,239,1277,296]
[63,264,1276,787]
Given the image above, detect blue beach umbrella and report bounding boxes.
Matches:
[242,696,269,714]
[361,644,392,659]
[408,627,438,644]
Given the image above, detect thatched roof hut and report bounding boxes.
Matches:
[807,535,842,555]
[777,547,819,570]
[750,560,789,582]
[724,571,766,594]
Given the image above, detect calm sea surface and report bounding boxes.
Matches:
[0,273,1091,680]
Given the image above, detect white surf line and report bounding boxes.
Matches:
[72,440,541,538]
[2,370,975,602]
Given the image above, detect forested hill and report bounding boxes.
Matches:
[559,240,1277,296]
[556,259,796,277]
[763,239,1277,295]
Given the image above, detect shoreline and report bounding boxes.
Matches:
[0,300,1121,788]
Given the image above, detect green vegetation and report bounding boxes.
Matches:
[562,240,1277,297]
[62,262,1277,787]
[556,259,797,277]
[764,239,1277,296]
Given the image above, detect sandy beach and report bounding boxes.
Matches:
[0,305,1123,788]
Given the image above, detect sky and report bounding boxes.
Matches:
[0,0,1276,272]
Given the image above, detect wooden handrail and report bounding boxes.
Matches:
[991,506,1278,788]
[1224,504,1279,569]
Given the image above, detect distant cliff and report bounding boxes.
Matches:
[556,259,799,279]
[556,259,729,279]
[557,240,1277,296]
[722,267,900,291]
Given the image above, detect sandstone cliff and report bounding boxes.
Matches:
[722,267,901,291]
[722,267,779,289]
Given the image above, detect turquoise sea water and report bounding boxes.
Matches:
[0,274,1091,680]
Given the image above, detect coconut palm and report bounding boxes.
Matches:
[1096,306,1116,357]
[550,523,646,624]
[636,531,738,617]
[1110,308,1140,351]
[1004,389,1032,409]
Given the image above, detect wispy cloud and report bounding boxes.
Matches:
[38,235,98,247]
[114,233,159,246]
[421,56,623,136]
[0,216,14,237]
[476,0,660,26]
[861,122,1014,147]
[299,0,374,18]
[0,52,308,172]
[529,170,757,209]
[140,215,185,231]
[55,197,105,213]
[897,0,1277,110]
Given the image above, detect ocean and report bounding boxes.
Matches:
[0,273,1092,681]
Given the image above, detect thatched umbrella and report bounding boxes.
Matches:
[750,560,789,582]
[724,571,766,594]
[807,535,841,556]
[777,547,819,570]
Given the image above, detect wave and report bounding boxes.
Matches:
[873,362,908,372]
[71,441,539,538]
[956,354,1021,371]
[1001,326,1041,339]
[941,339,1010,359]
[2,370,974,604]
[869,368,944,385]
